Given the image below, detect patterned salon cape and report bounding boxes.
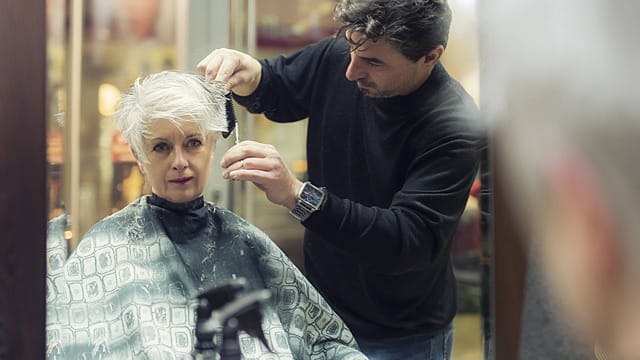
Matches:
[46,196,365,359]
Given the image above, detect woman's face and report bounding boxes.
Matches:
[137,119,216,203]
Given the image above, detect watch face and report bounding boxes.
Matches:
[300,183,324,205]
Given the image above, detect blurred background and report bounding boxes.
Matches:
[45,1,485,358]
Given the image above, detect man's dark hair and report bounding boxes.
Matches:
[334,0,452,62]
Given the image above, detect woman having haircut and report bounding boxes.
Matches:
[45,71,365,360]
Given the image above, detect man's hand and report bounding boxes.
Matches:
[197,48,262,96]
[221,141,302,210]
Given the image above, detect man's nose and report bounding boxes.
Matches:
[345,56,364,81]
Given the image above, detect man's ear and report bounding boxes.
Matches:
[423,45,445,66]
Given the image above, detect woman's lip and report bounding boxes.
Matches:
[169,176,193,184]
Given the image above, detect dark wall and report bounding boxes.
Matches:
[492,142,528,360]
[0,1,46,359]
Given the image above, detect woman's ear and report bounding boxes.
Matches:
[208,135,218,160]
[131,147,145,175]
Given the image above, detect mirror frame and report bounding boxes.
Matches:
[0,1,47,358]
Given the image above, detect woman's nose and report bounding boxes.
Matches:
[172,149,188,170]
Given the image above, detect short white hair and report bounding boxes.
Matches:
[112,70,229,164]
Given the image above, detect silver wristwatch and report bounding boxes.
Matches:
[289,181,326,221]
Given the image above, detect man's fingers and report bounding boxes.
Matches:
[213,68,229,83]
[214,62,235,83]
[197,52,224,81]
[196,55,209,75]
[221,141,278,168]
[197,50,243,88]
[216,57,247,90]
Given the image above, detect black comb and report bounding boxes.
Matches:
[222,93,237,139]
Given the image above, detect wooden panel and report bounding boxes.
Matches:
[0,1,46,359]
[492,140,528,360]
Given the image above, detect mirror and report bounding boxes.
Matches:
[43,0,490,358]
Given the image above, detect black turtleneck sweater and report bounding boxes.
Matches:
[235,36,481,340]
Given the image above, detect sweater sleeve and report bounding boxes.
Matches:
[252,234,367,359]
[233,37,341,123]
[305,117,482,274]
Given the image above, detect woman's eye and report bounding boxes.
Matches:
[152,143,170,152]
[186,138,202,148]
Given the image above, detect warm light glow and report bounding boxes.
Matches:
[98,83,121,117]
[292,159,307,174]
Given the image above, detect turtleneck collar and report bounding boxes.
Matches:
[372,62,446,114]
[148,193,205,212]
[147,193,211,244]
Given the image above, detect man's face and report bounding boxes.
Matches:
[345,31,432,98]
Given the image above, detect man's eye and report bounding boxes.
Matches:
[186,138,202,148]
[152,143,170,152]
